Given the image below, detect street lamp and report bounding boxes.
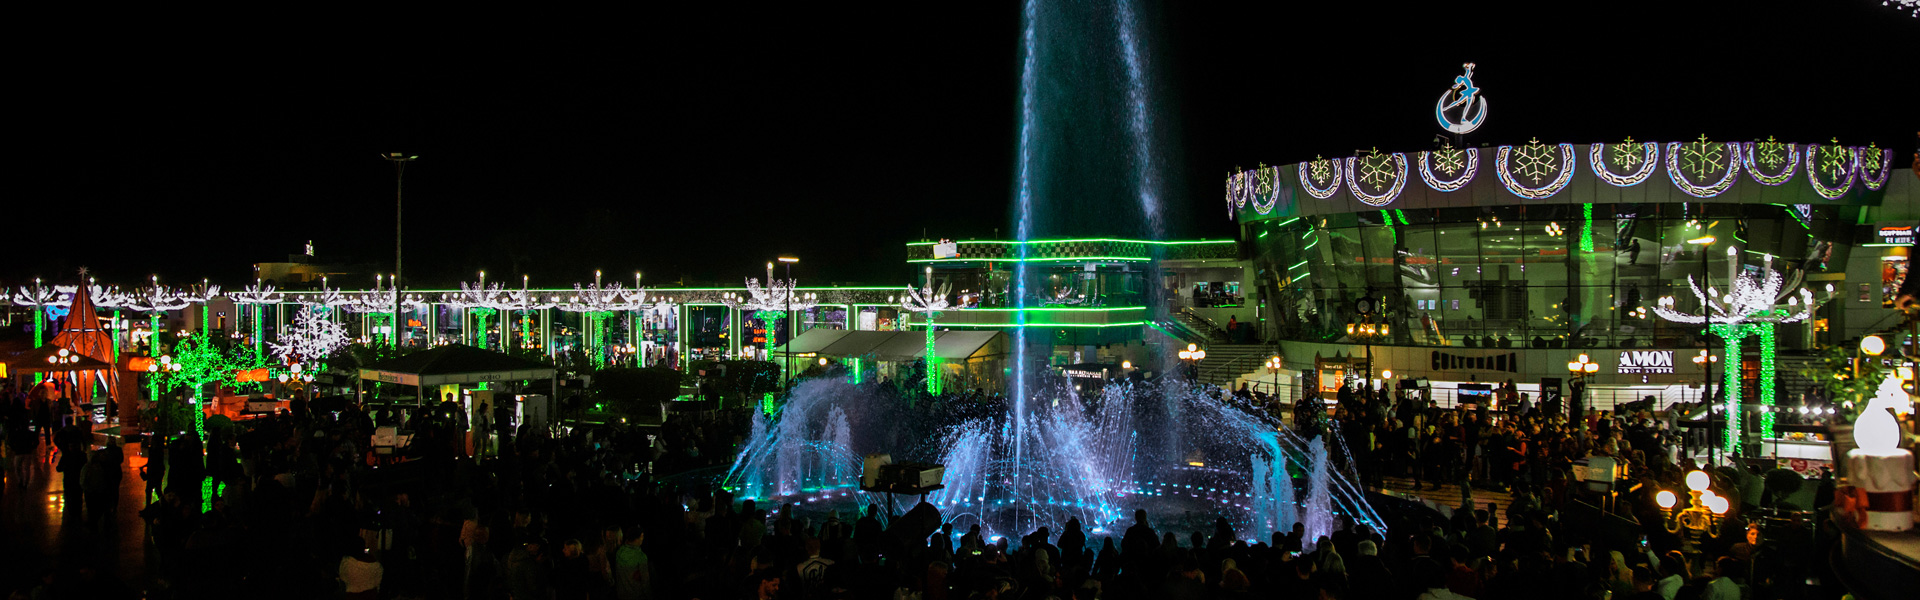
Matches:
[382,152,418,345]
[1179,343,1207,381]
[1265,355,1284,397]
[1657,469,1730,572]
[277,361,316,400]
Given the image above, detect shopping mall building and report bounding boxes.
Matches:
[1221,138,1915,423]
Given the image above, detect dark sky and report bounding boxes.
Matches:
[12,1,1916,290]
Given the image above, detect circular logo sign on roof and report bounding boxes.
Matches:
[1436,63,1487,135]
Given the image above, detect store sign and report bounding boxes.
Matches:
[1877,225,1914,245]
[1615,350,1674,374]
[1063,369,1105,380]
[933,240,959,259]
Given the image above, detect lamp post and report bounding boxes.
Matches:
[779,257,799,391]
[721,264,816,414]
[1265,355,1284,399]
[901,265,954,396]
[1567,353,1599,419]
[1346,305,1388,388]
[1178,343,1207,381]
[1656,469,1730,572]
[382,152,418,346]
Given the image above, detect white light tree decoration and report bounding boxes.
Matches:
[899,266,953,395]
[125,277,196,356]
[270,303,352,365]
[553,271,648,366]
[342,275,417,348]
[1653,246,1834,454]
[441,277,507,350]
[497,277,556,351]
[12,278,60,350]
[722,265,817,414]
[229,281,284,360]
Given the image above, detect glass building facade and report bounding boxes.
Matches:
[1249,203,1847,351]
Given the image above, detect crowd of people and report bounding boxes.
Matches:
[0,370,1837,599]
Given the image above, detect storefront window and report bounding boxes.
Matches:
[1252,203,1840,351]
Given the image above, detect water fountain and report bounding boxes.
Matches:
[722,0,1381,546]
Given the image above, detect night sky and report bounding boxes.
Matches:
[12,2,1915,290]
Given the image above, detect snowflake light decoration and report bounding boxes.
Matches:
[1806,140,1856,200]
[1224,170,1255,217]
[1343,150,1407,207]
[1665,135,1742,198]
[720,278,816,315]
[1495,140,1576,199]
[270,305,351,364]
[1858,143,1893,191]
[1299,155,1342,199]
[1251,164,1284,215]
[1741,137,1798,186]
[1590,139,1659,187]
[1418,146,1478,192]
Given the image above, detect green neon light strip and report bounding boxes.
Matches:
[1580,203,1595,253]
[905,238,1233,246]
[1862,243,1909,247]
[1288,261,1308,270]
[1274,217,1302,227]
[908,256,1152,263]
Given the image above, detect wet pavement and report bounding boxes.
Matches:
[1,435,151,595]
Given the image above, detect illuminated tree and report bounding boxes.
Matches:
[1653,249,1834,454]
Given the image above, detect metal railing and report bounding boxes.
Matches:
[1177,307,1228,342]
[1195,345,1277,384]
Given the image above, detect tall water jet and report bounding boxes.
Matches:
[1114,0,1165,241]
[1010,0,1041,526]
[1303,436,1335,548]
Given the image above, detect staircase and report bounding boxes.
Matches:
[1172,308,1228,344]
[1194,344,1276,387]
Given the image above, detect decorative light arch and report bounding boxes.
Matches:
[1742,138,1799,186]
[1806,142,1857,200]
[1494,142,1576,199]
[1343,152,1408,206]
[1589,140,1659,187]
[1665,138,1742,198]
[1299,156,1342,199]
[1251,165,1284,214]
[1417,146,1478,192]
[1859,144,1893,191]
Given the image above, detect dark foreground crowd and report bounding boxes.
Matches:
[0,377,1838,600]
